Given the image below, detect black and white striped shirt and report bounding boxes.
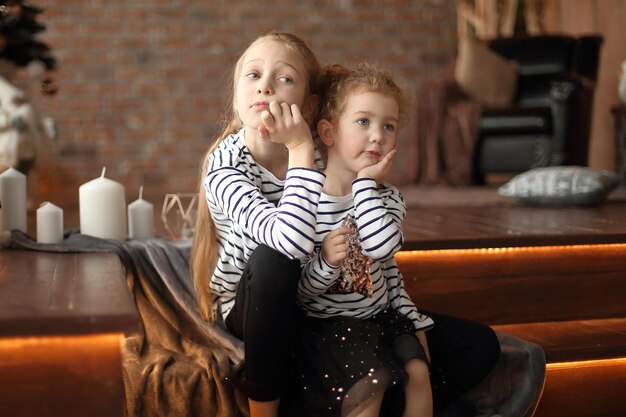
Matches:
[298,178,433,331]
[204,129,325,320]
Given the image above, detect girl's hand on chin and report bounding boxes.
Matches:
[259,101,313,149]
[358,149,397,184]
[257,123,270,140]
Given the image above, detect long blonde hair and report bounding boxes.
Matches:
[191,31,322,322]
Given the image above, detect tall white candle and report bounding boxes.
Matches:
[37,202,63,244]
[128,186,154,239]
[79,167,126,240]
[0,167,27,233]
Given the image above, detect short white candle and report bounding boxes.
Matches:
[128,186,154,239]
[79,167,127,240]
[37,202,63,244]
[0,167,27,233]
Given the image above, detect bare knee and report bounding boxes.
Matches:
[405,358,430,386]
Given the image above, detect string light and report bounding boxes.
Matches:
[547,356,626,370]
[396,243,626,258]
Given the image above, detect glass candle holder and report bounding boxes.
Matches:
[161,193,198,240]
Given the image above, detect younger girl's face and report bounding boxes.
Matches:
[327,91,399,175]
[235,39,310,132]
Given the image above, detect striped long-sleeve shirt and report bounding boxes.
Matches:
[204,129,325,320]
[298,178,433,331]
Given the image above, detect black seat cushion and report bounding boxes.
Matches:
[478,136,552,173]
[515,75,562,107]
[480,107,552,136]
[488,36,576,77]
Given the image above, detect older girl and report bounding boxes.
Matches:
[191,31,324,417]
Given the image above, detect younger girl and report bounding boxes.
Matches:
[191,31,324,417]
[297,63,433,417]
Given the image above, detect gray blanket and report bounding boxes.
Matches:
[8,230,545,417]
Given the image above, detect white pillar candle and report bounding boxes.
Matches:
[79,167,127,240]
[37,202,63,244]
[0,167,27,233]
[128,186,154,239]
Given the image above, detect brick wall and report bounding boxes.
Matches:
[14,0,457,225]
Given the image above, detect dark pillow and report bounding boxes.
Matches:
[498,166,620,206]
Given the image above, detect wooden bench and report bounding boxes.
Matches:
[0,250,140,417]
[397,220,626,416]
[9,188,626,416]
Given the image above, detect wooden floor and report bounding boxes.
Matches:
[398,186,626,250]
[0,251,138,417]
[26,186,626,250]
[396,186,626,416]
[14,186,626,416]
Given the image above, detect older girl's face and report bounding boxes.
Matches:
[235,39,309,132]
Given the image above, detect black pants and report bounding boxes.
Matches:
[424,310,501,411]
[226,245,501,409]
[225,244,302,402]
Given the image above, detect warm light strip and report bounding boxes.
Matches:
[0,333,122,349]
[547,356,626,370]
[397,243,626,257]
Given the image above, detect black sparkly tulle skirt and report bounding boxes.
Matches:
[295,308,427,417]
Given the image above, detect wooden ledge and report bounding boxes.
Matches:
[0,249,139,337]
[0,249,138,417]
[494,317,626,364]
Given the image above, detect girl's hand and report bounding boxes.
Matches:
[357,149,397,183]
[259,101,313,150]
[322,226,351,267]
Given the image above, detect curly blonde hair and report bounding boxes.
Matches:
[315,62,407,166]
